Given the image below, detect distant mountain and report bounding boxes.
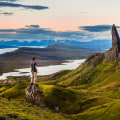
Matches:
[0,39,111,50]
[0,44,17,49]
[63,40,111,50]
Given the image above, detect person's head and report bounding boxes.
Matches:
[32,57,36,61]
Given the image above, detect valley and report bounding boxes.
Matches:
[0,44,99,75]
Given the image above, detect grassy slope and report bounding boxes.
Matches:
[0,80,70,120]
[37,58,120,120]
[1,57,120,120]
[55,59,120,120]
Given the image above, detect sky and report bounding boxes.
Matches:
[0,0,120,42]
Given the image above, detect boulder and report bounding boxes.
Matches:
[25,84,46,107]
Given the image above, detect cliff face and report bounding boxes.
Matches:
[84,24,120,66]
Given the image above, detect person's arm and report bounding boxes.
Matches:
[30,65,32,72]
[35,65,39,73]
[35,62,39,73]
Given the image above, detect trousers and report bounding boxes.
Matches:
[31,72,37,84]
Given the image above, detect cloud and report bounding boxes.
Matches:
[0,25,55,35]
[0,25,90,41]
[0,12,13,15]
[0,0,17,1]
[80,25,112,32]
[25,25,40,28]
[0,24,113,42]
[0,2,49,10]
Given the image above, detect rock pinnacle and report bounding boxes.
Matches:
[112,24,120,49]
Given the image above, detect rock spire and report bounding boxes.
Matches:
[112,24,120,49]
[84,24,120,66]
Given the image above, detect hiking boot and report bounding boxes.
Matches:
[30,82,33,85]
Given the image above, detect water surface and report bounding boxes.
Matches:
[0,59,85,80]
[0,46,46,54]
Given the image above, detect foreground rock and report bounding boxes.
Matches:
[25,84,46,107]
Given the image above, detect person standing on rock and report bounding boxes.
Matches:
[30,57,38,85]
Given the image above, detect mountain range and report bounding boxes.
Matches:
[0,44,17,49]
[0,39,111,50]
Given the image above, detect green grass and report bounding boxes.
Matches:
[0,97,70,120]
[0,81,29,99]
[0,81,70,120]
[1,57,120,120]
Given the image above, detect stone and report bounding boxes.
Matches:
[54,106,59,113]
[25,84,46,107]
[37,114,45,117]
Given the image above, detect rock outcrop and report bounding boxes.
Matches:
[25,84,46,107]
[103,24,120,62]
[103,24,120,61]
[112,24,120,50]
[84,24,120,67]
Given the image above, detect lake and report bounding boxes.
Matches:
[0,48,18,54]
[0,59,85,80]
[0,46,47,54]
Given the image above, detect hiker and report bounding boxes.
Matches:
[30,57,38,85]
